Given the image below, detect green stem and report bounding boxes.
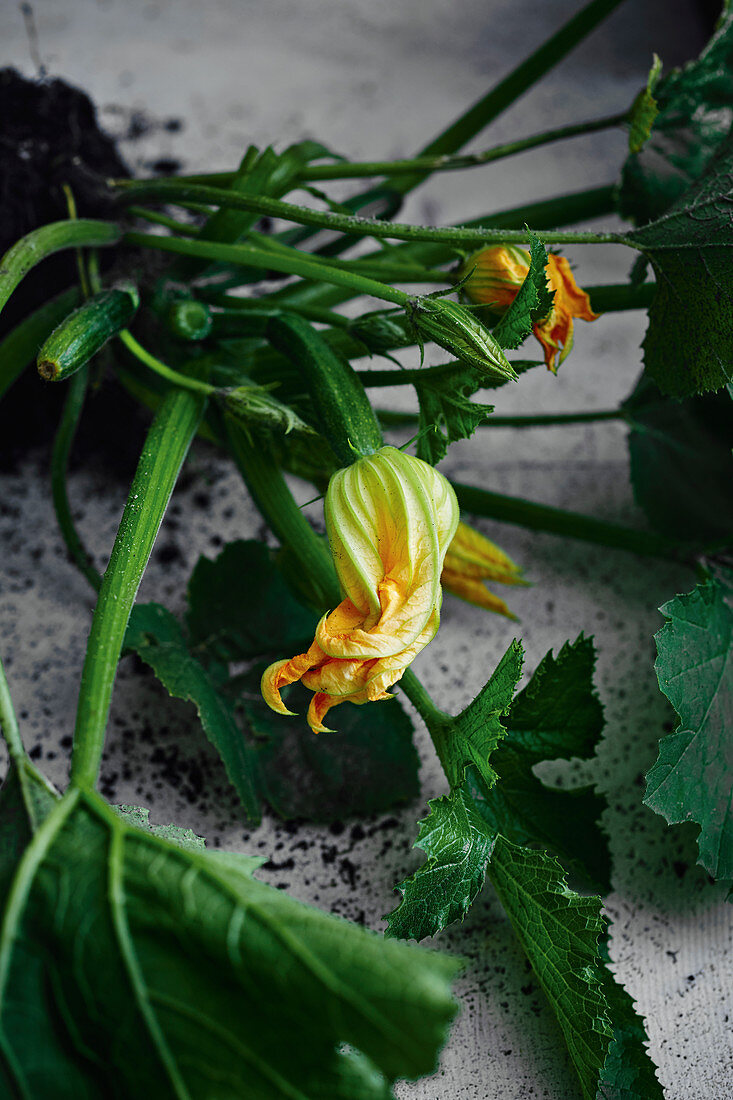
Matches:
[51,366,103,593]
[267,184,618,312]
[399,670,454,776]
[0,220,120,317]
[118,330,216,396]
[588,282,656,312]
[401,0,629,190]
[378,408,623,428]
[221,413,342,609]
[123,231,410,306]
[0,287,81,402]
[199,290,351,329]
[0,654,24,763]
[165,112,628,189]
[300,113,628,181]
[127,205,200,236]
[452,481,692,562]
[70,387,206,788]
[117,184,628,250]
[245,227,451,284]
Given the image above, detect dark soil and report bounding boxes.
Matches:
[0,68,147,475]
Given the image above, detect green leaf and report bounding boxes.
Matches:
[618,10,733,223]
[414,362,495,465]
[596,937,665,1099]
[492,231,554,350]
[113,804,207,852]
[473,635,609,892]
[0,786,460,1097]
[626,54,662,156]
[389,637,610,941]
[0,758,58,901]
[113,805,267,874]
[644,568,733,879]
[385,783,495,941]
[186,539,316,663]
[623,372,733,541]
[238,673,421,823]
[124,602,261,823]
[437,638,524,790]
[486,838,612,1100]
[127,598,420,824]
[413,358,542,465]
[627,130,733,397]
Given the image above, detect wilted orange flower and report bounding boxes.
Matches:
[441,521,526,620]
[461,246,599,372]
[261,446,459,733]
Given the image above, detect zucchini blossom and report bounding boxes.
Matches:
[261,446,459,732]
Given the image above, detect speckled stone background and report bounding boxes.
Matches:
[1,1,732,1097]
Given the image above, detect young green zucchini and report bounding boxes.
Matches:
[266,312,383,467]
[37,285,139,381]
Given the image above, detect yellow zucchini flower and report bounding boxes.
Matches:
[261,446,459,732]
[441,521,526,620]
[461,246,599,372]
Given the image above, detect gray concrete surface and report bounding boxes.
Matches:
[1,1,732,1096]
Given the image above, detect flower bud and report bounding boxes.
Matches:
[348,311,410,355]
[223,383,313,439]
[261,445,459,732]
[407,297,516,381]
[460,247,599,373]
[460,245,532,311]
[441,521,527,619]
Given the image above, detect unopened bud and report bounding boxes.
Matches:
[406,296,515,381]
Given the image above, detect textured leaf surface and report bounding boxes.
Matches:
[474,636,609,891]
[385,784,496,941]
[487,838,612,1100]
[387,637,610,941]
[438,639,524,790]
[624,373,733,541]
[125,602,261,822]
[626,54,661,156]
[0,759,57,900]
[645,569,733,879]
[0,787,459,1098]
[414,362,494,464]
[596,938,664,1100]
[413,359,541,465]
[113,804,207,852]
[627,131,733,397]
[618,9,733,223]
[492,231,554,351]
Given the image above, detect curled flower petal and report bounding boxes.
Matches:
[441,521,527,619]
